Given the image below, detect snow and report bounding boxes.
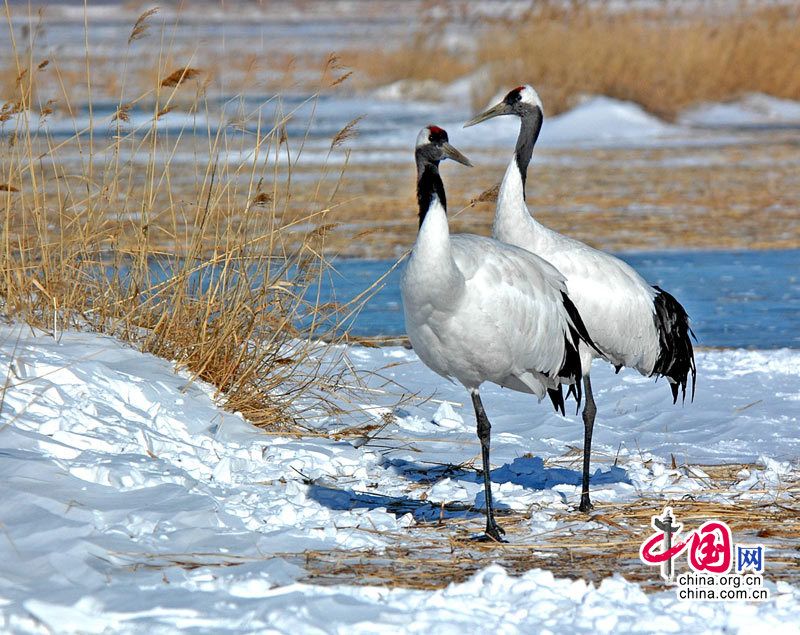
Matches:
[453,94,677,150]
[544,96,673,143]
[459,93,675,149]
[0,109,215,140]
[679,93,800,128]
[8,88,800,174]
[1,324,799,632]
[373,74,479,105]
[360,89,794,155]
[4,90,784,160]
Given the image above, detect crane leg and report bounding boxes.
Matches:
[471,391,506,542]
[579,375,597,512]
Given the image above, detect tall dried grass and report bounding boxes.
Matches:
[342,2,800,119]
[341,30,471,92]
[0,8,363,427]
[476,2,800,118]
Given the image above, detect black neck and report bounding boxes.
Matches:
[514,107,543,199]
[416,157,446,227]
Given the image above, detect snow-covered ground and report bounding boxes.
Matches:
[679,93,800,128]
[1,324,798,633]
[7,89,800,169]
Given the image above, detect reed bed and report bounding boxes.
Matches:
[7,2,799,121]
[344,2,800,119]
[0,7,369,427]
[475,2,800,119]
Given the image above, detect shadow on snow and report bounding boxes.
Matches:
[307,484,481,522]
[308,456,630,519]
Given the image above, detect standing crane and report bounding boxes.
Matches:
[465,85,696,512]
[401,125,597,540]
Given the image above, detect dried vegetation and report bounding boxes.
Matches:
[345,2,800,119]
[0,9,367,427]
[298,460,800,590]
[475,2,800,119]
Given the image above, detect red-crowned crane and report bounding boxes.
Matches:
[465,86,696,512]
[400,125,598,540]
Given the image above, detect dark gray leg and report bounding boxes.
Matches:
[471,390,505,541]
[579,375,597,513]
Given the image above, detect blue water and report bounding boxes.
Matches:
[314,249,800,349]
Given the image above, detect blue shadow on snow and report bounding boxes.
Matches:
[307,484,483,522]
[308,457,631,519]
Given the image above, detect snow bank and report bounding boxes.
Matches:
[679,93,800,128]
[454,94,677,150]
[1,325,798,633]
[543,96,673,144]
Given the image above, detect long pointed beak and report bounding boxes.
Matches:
[442,142,472,167]
[463,102,510,128]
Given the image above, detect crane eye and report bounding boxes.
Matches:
[428,135,433,141]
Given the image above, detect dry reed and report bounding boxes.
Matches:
[342,2,800,119]
[160,67,203,88]
[0,6,371,428]
[128,7,159,45]
[475,2,800,118]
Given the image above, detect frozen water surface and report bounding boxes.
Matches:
[313,249,800,349]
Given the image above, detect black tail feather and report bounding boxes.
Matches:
[561,292,603,358]
[557,330,582,384]
[553,292,599,410]
[651,286,697,404]
[547,386,565,415]
[567,381,582,407]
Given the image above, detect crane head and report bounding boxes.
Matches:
[415,125,472,167]
[463,85,543,127]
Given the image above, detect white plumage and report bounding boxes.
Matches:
[466,85,696,512]
[401,125,595,540]
[493,156,660,375]
[404,226,576,397]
